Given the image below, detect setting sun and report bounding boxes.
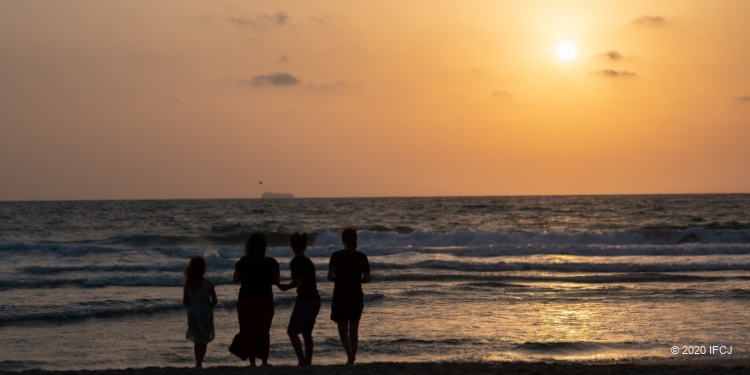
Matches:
[556,41,577,60]
[2,1,750,372]
[2,0,750,200]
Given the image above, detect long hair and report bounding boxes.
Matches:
[184,256,206,291]
[245,232,267,260]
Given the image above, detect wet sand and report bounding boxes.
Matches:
[3,360,749,375]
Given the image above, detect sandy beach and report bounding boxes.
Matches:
[3,360,750,375]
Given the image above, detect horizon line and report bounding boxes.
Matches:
[2,191,750,203]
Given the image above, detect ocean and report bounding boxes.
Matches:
[1,195,748,371]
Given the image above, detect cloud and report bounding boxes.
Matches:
[632,15,669,27]
[307,13,347,26]
[228,12,289,31]
[278,55,290,64]
[595,69,637,78]
[737,96,750,102]
[228,17,261,30]
[601,50,626,61]
[244,73,300,87]
[273,12,288,26]
[308,15,334,26]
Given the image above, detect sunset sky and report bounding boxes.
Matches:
[2,0,749,200]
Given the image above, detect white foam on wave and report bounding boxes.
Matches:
[3,226,749,259]
[311,228,750,248]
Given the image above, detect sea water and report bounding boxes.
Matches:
[1,195,749,370]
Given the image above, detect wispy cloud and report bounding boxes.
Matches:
[228,17,261,30]
[595,70,637,78]
[243,73,300,87]
[228,12,289,31]
[632,15,669,27]
[601,50,629,62]
[737,96,750,102]
[278,55,290,64]
[273,12,288,26]
[308,13,347,26]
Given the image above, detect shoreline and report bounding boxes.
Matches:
[3,359,750,375]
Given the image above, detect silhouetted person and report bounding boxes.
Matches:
[278,232,321,366]
[327,228,370,365]
[183,255,217,368]
[229,233,280,367]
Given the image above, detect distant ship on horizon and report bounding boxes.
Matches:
[261,192,295,199]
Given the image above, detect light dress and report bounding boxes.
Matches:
[185,279,215,344]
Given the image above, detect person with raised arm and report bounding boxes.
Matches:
[278,232,321,366]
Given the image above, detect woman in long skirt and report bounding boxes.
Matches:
[229,232,280,367]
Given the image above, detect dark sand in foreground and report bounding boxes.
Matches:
[4,360,750,375]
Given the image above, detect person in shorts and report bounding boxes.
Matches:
[327,228,371,365]
[278,232,321,366]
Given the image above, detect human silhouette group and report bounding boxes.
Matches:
[182,228,370,368]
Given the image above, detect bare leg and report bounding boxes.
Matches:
[302,332,314,365]
[349,319,360,361]
[194,344,207,368]
[289,332,305,365]
[336,321,355,364]
[249,358,257,367]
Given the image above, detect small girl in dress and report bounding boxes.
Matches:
[183,255,218,368]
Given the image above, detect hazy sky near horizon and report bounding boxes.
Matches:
[2,0,750,200]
